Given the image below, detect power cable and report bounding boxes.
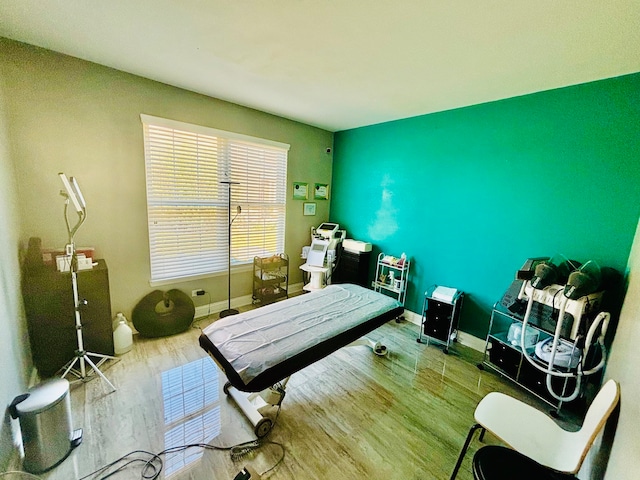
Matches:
[76,439,285,480]
[76,403,285,480]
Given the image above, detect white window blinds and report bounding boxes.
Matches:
[141,114,289,284]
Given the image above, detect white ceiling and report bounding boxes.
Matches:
[1,1,639,132]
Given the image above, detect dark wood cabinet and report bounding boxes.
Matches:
[333,250,371,287]
[22,259,114,378]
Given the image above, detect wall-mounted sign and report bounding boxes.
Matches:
[303,202,316,216]
[293,182,308,200]
[314,183,329,200]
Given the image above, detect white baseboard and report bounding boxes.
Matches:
[194,294,252,319]
[456,331,486,352]
[194,282,305,319]
[401,309,485,352]
[403,309,422,326]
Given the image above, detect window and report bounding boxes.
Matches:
[141,114,289,284]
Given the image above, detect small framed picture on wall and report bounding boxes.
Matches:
[292,182,308,200]
[303,202,316,216]
[314,183,329,200]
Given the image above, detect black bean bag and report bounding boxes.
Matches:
[132,289,195,337]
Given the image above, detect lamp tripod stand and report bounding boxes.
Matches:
[58,173,117,392]
[220,180,241,318]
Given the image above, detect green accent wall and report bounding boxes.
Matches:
[331,73,640,339]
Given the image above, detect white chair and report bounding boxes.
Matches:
[450,379,620,480]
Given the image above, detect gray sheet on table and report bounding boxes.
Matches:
[201,283,401,384]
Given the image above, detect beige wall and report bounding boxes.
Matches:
[0,64,31,469]
[0,38,333,319]
[579,216,640,480]
[601,217,640,479]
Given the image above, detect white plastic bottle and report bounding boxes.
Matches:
[113,312,133,355]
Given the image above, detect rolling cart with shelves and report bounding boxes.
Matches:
[252,253,289,305]
[478,302,579,413]
[373,252,410,306]
[417,285,464,354]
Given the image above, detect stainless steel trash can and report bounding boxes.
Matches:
[9,378,82,473]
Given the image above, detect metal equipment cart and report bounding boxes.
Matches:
[252,253,289,305]
[373,252,410,305]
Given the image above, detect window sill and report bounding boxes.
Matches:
[149,264,253,287]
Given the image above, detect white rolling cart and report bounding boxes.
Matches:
[373,253,410,312]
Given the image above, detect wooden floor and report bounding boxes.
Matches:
[41,308,553,480]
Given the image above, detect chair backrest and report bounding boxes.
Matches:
[571,379,620,469]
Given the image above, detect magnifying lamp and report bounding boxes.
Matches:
[59,172,86,213]
[57,172,117,392]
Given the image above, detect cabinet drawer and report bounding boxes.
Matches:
[488,339,521,378]
[423,315,451,341]
[427,300,453,314]
[427,311,451,323]
[519,360,578,402]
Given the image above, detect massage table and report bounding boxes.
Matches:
[199,283,404,437]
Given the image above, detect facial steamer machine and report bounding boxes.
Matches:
[518,258,612,403]
[301,223,345,290]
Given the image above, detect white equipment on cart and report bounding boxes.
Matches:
[518,258,615,402]
[300,222,345,291]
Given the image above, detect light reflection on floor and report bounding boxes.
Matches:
[161,357,220,476]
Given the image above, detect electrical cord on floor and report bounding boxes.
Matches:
[191,291,213,330]
[224,401,286,477]
[256,440,286,477]
[2,417,285,480]
[76,404,286,480]
[205,291,212,319]
[76,439,285,480]
[76,449,162,480]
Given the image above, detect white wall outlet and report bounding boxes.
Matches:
[191,289,204,297]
